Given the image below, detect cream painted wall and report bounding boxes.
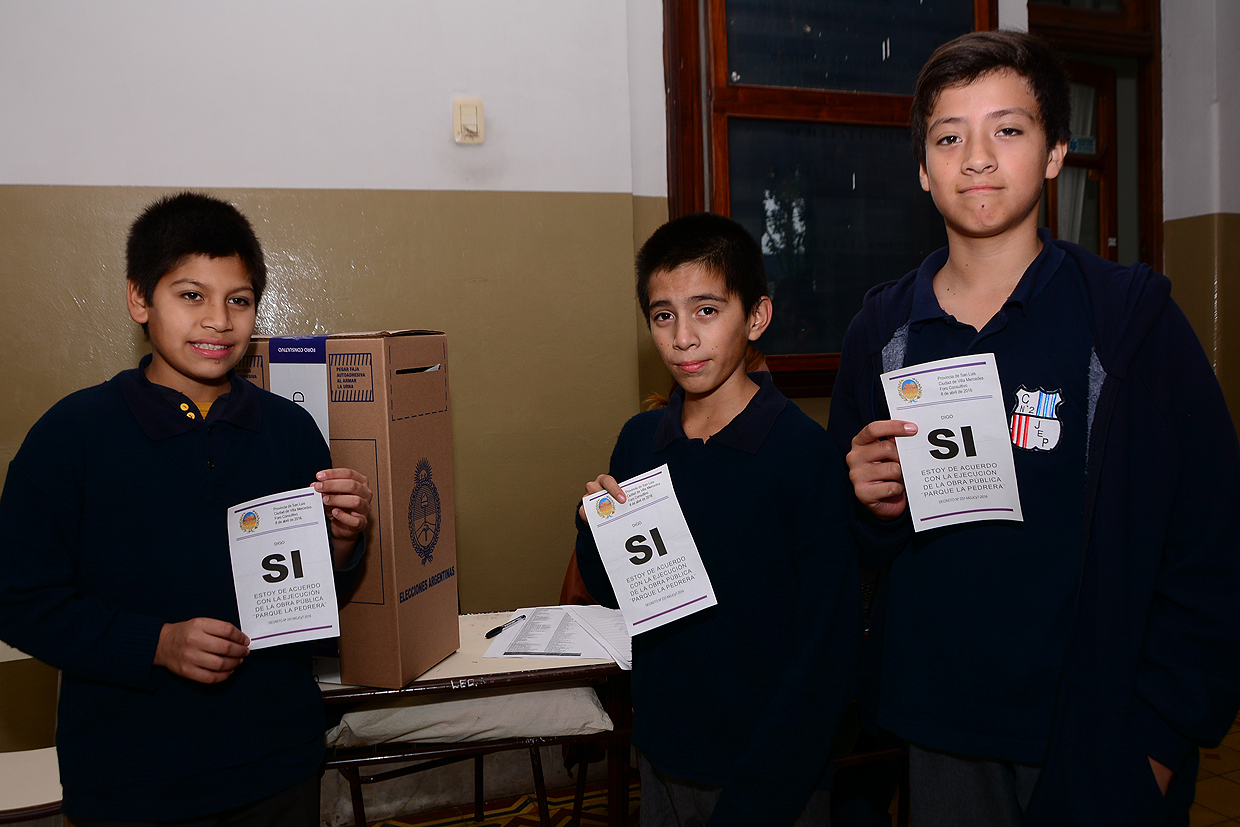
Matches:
[1162,0,1240,220]
[0,0,666,196]
[0,1,669,613]
[627,0,672,198]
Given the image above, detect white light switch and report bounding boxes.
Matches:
[453,97,484,144]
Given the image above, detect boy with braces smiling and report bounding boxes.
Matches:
[0,193,372,825]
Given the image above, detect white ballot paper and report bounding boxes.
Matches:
[880,354,1023,531]
[228,486,340,649]
[582,464,716,635]
[483,606,612,660]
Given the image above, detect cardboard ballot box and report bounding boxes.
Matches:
[240,331,459,688]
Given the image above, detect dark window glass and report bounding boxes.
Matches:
[726,0,974,94]
[728,118,947,355]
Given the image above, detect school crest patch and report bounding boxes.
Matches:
[1010,387,1063,452]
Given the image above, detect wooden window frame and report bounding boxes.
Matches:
[664,0,997,396]
[1046,60,1120,262]
[665,1,1162,395]
[1028,1,1155,51]
[1028,0,1163,270]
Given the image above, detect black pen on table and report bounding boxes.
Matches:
[485,614,527,639]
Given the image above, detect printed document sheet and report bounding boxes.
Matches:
[228,486,340,649]
[582,465,716,635]
[565,605,632,670]
[482,606,632,669]
[880,354,1023,531]
[483,606,610,659]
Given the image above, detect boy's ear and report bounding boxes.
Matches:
[1044,141,1069,181]
[126,280,150,325]
[919,163,931,193]
[747,296,773,342]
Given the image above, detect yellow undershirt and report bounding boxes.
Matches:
[175,401,212,421]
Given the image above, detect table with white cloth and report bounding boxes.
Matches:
[320,612,631,827]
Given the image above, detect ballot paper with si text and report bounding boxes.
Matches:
[880,353,1023,531]
[582,464,716,635]
[228,486,340,649]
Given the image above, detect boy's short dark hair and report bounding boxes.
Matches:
[636,212,768,322]
[126,192,267,304]
[911,30,1072,168]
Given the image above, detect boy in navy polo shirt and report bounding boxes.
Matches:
[0,193,372,825]
[575,212,861,827]
[828,31,1240,826]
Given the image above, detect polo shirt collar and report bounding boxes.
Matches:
[119,353,263,440]
[910,228,1066,324]
[910,246,950,325]
[653,370,787,455]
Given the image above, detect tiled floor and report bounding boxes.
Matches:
[374,778,640,827]
[374,716,1240,827]
[1194,716,1240,826]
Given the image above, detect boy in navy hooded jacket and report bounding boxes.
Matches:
[828,30,1240,827]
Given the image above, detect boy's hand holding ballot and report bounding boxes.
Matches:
[846,419,918,520]
[315,466,372,565]
[154,617,251,684]
[873,354,1022,531]
[580,464,716,636]
[845,354,1025,530]
[157,467,369,682]
[578,473,624,520]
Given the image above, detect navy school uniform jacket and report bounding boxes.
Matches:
[575,372,862,827]
[0,357,362,820]
[827,233,1240,825]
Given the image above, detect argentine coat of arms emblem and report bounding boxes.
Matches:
[408,458,442,564]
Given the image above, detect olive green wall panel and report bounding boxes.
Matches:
[1165,212,1240,433]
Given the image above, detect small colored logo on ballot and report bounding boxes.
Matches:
[898,377,922,402]
[595,496,616,519]
[239,510,260,533]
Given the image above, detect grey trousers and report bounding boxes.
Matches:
[908,742,1042,827]
[638,751,831,827]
